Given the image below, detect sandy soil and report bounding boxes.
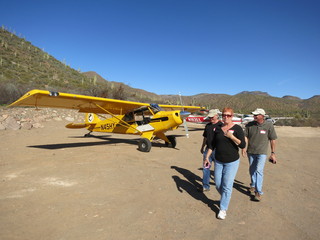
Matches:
[1,120,320,240]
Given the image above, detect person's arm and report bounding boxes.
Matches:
[225,131,241,145]
[242,136,248,157]
[225,126,245,148]
[269,139,277,163]
[204,148,213,167]
[200,137,207,154]
[201,125,209,154]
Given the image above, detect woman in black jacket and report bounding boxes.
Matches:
[204,107,246,220]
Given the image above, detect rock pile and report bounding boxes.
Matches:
[0,107,85,130]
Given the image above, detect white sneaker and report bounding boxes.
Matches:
[217,210,227,220]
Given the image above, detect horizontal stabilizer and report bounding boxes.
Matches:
[65,123,88,129]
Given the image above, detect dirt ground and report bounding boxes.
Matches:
[1,120,320,240]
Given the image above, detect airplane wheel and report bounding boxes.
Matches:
[138,138,152,152]
[166,136,176,148]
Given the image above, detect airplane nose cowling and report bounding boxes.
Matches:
[172,110,191,125]
[172,111,183,125]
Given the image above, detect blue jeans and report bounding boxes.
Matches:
[214,159,240,211]
[248,154,267,195]
[202,148,215,190]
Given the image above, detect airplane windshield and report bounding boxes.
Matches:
[150,103,162,113]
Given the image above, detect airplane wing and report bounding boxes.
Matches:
[9,89,203,114]
[157,104,203,113]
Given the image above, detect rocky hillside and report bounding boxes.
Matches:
[0,107,84,131]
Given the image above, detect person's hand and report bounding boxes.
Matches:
[225,130,234,139]
[242,149,247,157]
[269,154,277,164]
[203,158,210,167]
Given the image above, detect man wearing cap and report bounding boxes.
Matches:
[198,109,222,192]
[242,108,277,201]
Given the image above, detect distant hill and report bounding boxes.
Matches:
[82,71,163,103]
[282,95,301,100]
[238,91,270,97]
[1,27,319,124]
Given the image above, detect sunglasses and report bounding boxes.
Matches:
[222,114,233,118]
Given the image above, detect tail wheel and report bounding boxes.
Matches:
[84,132,92,137]
[138,138,152,152]
[165,136,176,148]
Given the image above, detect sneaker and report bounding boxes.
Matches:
[248,187,255,195]
[197,187,210,192]
[217,210,227,220]
[254,192,262,201]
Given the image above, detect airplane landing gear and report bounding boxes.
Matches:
[138,138,152,152]
[165,136,176,148]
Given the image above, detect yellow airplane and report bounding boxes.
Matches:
[10,89,203,152]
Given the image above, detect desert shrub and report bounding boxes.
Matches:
[112,84,127,100]
[277,118,320,127]
[0,82,23,104]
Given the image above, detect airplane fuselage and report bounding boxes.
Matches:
[83,110,183,140]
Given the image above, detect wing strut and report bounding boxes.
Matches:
[94,103,143,134]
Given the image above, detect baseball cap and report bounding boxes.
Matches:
[252,108,266,115]
[207,109,221,117]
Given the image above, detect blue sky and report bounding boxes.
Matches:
[1,0,319,99]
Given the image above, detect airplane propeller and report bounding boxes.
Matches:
[180,110,191,138]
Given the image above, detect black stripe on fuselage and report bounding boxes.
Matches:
[150,117,169,122]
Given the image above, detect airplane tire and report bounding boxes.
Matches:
[138,138,152,152]
[167,136,176,148]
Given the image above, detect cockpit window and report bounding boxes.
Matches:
[150,103,162,113]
